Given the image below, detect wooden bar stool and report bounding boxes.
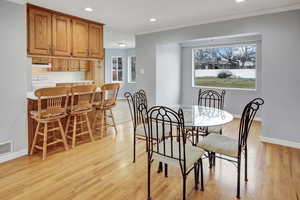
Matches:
[30,87,70,160]
[65,85,96,148]
[93,83,120,138]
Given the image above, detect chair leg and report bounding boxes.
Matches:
[200,159,204,191]
[194,163,199,190]
[99,110,105,138]
[65,115,71,136]
[92,110,99,134]
[208,152,212,169]
[133,128,136,163]
[85,113,94,142]
[245,145,248,182]
[237,156,241,199]
[157,162,163,173]
[42,122,48,160]
[212,152,216,166]
[58,119,69,151]
[104,110,107,133]
[109,109,118,136]
[147,159,152,200]
[72,116,77,148]
[30,122,40,155]
[182,175,187,200]
[164,164,168,177]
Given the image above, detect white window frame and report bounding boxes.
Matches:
[111,56,123,83]
[192,42,258,91]
[128,55,136,83]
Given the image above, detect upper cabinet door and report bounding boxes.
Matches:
[28,8,52,55]
[72,19,89,58]
[89,23,104,59]
[52,15,71,56]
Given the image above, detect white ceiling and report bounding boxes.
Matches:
[6,0,300,48]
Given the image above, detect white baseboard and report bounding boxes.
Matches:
[261,136,300,149]
[233,114,262,122]
[0,149,27,163]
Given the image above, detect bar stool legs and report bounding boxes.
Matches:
[93,108,118,138]
[85,113,94,142]
[42,123,48,160]
[93,109,105,138]
[109,109,118,136]
[30,122,40,155]
[58,120,69,150]
[66,114,94,148]
[30,119,69,160]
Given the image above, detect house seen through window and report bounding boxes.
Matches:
[193,44,257,89]
[112,56,123,82]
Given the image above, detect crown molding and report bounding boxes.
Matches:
[4,0,27,5]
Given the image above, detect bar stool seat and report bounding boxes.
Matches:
[31,110,66,120]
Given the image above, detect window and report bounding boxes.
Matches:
[128,56,136,83]
[112,56,123,82]
[193,44,257,89]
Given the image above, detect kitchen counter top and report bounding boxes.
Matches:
[27,87,101,100]
[32,80,94,84]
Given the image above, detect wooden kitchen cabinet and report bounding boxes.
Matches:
[69,60,80,71]
[79,60,89,72]
[89,23,104,59]
[52,15,72,56]
[51,58,69,71]
[32,57,51,64]
[27,4,104,60]
[28,7,52,55]
[72,19,89,58]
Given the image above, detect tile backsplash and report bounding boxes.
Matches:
[32,71,85,82]
[31,70,86,91]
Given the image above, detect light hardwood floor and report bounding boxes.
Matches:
[0,119,299,200]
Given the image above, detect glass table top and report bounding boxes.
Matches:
[168,105,234,127]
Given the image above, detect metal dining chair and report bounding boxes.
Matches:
[197,98,264,199]
[139,105,205,200]
[124,89,148,163]
[198,89,226,135]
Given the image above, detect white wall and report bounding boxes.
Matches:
[105,48,137,97]
[0,1,27,157]
[156,43,181,105]
[136,9,300,145]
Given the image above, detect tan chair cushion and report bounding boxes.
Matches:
[197,133,239,157]
[153,138,204,169]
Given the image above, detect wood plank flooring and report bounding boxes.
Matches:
[0,119,299,200]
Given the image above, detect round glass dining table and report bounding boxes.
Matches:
[168,105,234,127]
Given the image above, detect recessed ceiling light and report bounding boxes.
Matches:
[149,18,157,22]
[84,7,93,12]
[118,43,126,47]
[236,0,246,3]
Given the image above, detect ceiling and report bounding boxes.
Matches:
[7,0,300,48]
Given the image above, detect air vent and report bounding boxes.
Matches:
[0,141,12,155]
